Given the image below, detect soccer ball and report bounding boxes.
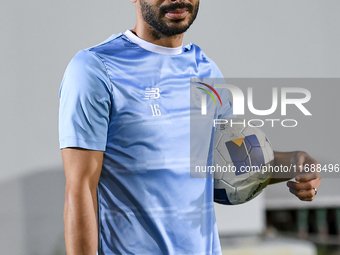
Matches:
[213,119,274,205]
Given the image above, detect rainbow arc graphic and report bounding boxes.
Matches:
[197,82,223,107]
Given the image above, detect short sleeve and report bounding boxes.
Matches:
[207,58,235,119]
[59,50,112,151]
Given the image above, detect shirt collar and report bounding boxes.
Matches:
[124,30,183,55]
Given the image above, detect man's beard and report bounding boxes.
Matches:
[140,0,199,37]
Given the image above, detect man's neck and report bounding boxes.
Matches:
[132,24,184,48]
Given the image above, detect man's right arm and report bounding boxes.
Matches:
[62,148,103,255]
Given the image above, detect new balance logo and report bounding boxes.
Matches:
[144,88,160,100]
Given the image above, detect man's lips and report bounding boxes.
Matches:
[165,9,189,19]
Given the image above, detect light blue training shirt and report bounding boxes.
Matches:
[59,30,233,255]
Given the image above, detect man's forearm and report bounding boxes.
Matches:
[64,185,98,255]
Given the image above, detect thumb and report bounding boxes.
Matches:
[291,153,305,173]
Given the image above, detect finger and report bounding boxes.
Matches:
[290,152,306,172]
[287,181,313,191]
[288,187,298,196]
[295,172,319,182]
[293,189,315,201]
[290,160,303,173]
[314,178,321,190]
[301,196,314,202]
[295,153,305,166]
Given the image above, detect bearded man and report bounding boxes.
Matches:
[59,1,321,254]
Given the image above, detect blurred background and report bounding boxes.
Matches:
[0,0,339,254]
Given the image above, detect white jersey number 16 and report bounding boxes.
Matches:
[150,104,162,117]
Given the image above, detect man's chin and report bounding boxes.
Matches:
[151,16,193,36]
[164,19,191,30]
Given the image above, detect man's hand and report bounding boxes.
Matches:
[270,151,321,202]
[287,151,321,201]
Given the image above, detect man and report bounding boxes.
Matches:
[59,0,321,254]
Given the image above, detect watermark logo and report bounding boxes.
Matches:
[192,82,223,115]
[197,85,311,116]
[191,79,312,128]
